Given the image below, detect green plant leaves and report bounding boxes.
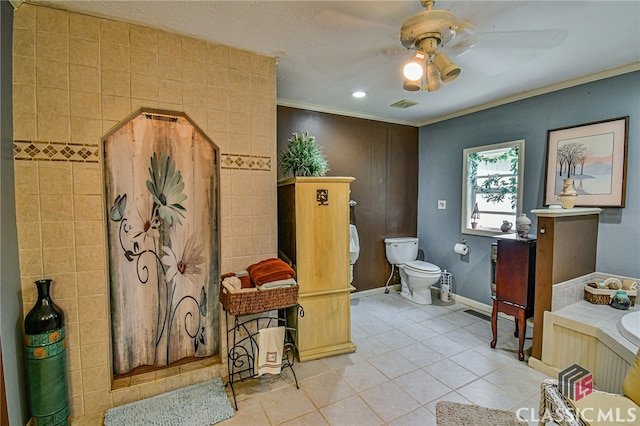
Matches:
[279,131,329,177]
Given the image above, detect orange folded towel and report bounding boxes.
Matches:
[247,258,296,286]
[239,275,252,289]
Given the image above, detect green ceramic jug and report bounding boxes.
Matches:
[611,290,631,310]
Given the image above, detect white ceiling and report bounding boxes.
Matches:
[25,1,640,126]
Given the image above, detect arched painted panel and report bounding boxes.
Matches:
[103,109,220,375]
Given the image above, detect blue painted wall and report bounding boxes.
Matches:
[418,71,640,305]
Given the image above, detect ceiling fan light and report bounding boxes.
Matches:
[439,63,460,83]
[425,63,442,92]
[433,52,460,83]
[403,78,422,91]
[403,61,424,81]
[402,50,426,81]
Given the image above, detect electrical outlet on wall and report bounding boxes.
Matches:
[438,200,446,210]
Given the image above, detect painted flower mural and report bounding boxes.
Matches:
[109,152,209,363]
[146,152,187,226]
[104,110,218,376]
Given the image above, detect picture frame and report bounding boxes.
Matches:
[544,116,629,207]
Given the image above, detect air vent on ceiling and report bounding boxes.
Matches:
[390,99,419,109]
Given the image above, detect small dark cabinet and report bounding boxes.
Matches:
[490,237,536,361]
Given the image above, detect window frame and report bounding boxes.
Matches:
[461,139,525,237]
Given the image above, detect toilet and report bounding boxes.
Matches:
[384,237,441,305]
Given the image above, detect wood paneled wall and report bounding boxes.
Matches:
[277,107,418,292]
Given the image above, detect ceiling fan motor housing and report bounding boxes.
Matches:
[400,9,457,50]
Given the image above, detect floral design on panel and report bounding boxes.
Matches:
[109,153,208,363]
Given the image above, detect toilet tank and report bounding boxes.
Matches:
[384,237,419,265]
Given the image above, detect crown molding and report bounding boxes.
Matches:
[279,63,639,128]
[417,63,640,126]
[276,99,421,127]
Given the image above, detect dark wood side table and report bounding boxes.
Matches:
[490,237,536,361]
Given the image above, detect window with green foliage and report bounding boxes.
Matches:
[462,140,525,236]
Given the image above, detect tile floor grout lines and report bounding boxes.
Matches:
[65,293,553,425]
[218,292,549,425]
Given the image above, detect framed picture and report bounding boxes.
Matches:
[544,116,629,207]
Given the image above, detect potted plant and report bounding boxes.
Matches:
[470,203,480,229]
[279,131,329,177]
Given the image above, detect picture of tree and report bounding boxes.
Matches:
[545,117,628,208]
[556,142,593,179]
[554,133,614,195]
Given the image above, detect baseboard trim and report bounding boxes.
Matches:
[454,294,518,323]
[528,356,558,378]
[351,284,400,299]
[351,289,517,324]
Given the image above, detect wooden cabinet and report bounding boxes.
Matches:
[491,237,536,361]
[277,177,356,361]
[530,208,601,360]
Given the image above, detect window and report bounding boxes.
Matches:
[462,140,525,236]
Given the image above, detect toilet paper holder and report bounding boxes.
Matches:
[454,239,469,255]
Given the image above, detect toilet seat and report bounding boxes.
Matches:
[404,260,440,274]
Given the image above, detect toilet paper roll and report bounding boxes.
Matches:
[454,243,469,255]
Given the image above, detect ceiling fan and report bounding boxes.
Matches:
[400,0,477,92]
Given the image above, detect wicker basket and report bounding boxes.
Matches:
[219,285,298,316]
[584,285,636,306]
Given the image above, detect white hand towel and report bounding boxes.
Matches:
[255,326,285,377]
[257,278,297,290]
[222,276,241,290]
[222,281,257,294]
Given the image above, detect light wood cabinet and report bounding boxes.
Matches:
[278,177,356,361]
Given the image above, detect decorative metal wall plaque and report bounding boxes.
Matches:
[316,189,329,206]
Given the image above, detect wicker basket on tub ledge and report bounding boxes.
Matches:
[584,285,636,306]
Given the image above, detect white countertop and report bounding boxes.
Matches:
[531,207,602,217]
[552,300,639,360]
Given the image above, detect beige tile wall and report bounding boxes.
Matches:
[12,3,277,419]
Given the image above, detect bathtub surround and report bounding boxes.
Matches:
[11,3,276,419]
[538,299,639,394]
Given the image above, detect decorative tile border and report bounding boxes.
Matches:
[14,141,273,172]
[220,153,272,171]
[14,141,99,163]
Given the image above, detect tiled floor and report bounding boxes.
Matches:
[221,292,550,425]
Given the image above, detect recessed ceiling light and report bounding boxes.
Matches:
[351,91,367,98]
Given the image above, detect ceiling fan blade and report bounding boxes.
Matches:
[311,8,397,34]
[475,29,569,50]
[309,44,406,82]
[447,20,478,56]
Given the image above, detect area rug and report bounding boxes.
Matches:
[104,377,234,426]
[436,401,526,426]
